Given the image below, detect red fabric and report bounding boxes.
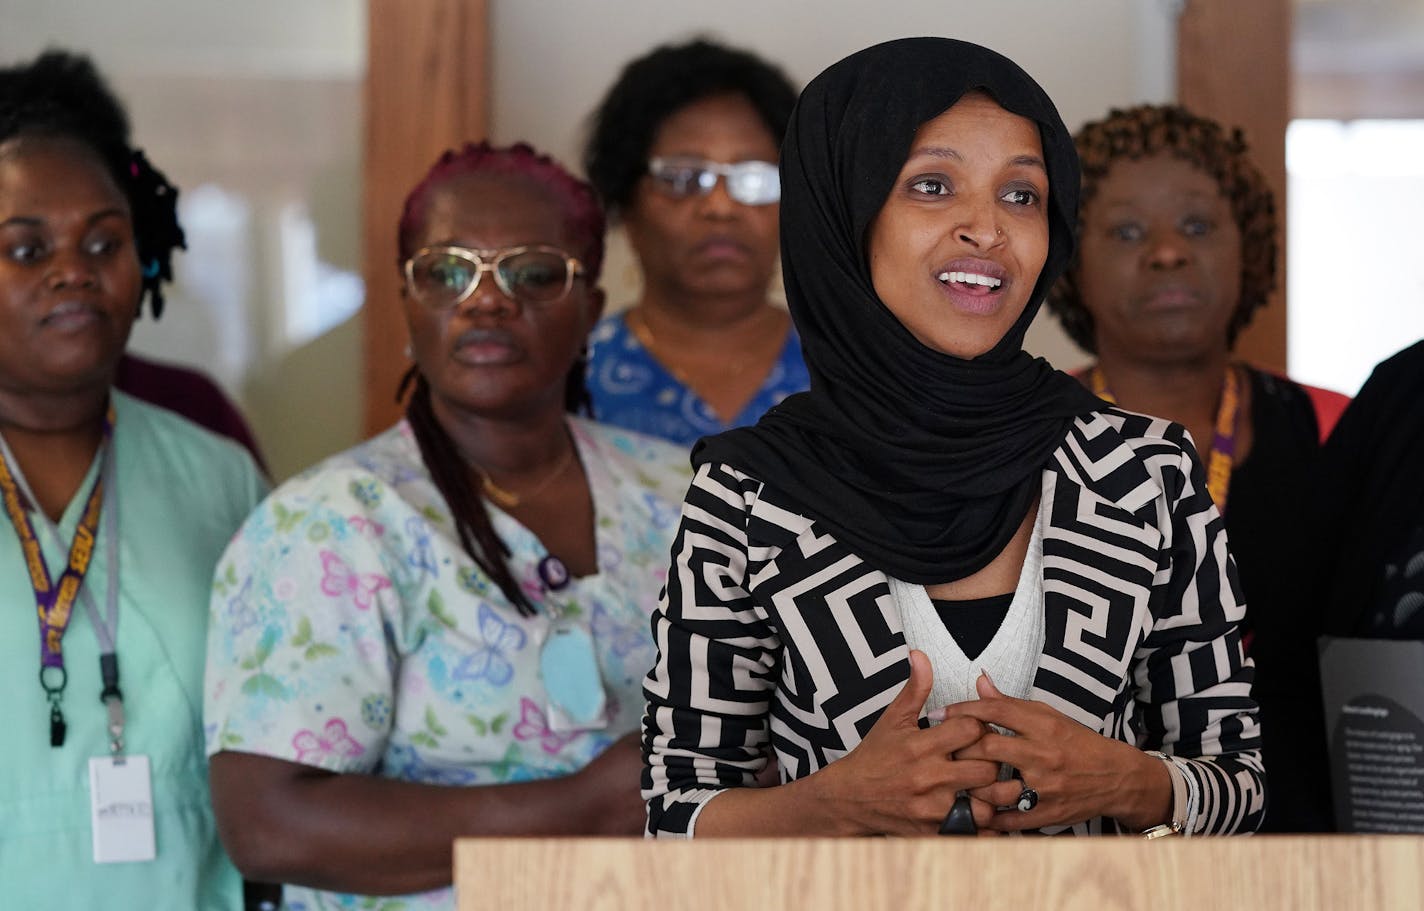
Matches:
[1298,382,1350,443]
[114,353,268,473]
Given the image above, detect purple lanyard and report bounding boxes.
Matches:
[1088,366,1240,513]
[0,410,122,749]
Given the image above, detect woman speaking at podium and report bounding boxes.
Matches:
[642,38,1264,839]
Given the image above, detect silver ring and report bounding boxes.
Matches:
[1016,785,1039,812]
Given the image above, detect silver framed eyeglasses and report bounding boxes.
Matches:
[402,245,586,308]
[647,156,781,206]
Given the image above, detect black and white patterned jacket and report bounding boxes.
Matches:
[643,408,1265,836]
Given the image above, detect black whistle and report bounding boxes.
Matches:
[938,792,977,836]
[50,704,67,748]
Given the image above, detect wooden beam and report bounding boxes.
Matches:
[362,0,490,434]
[1178,0,1292,373]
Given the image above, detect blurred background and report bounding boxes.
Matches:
[2,0,1418,479]
[2,0,364,479]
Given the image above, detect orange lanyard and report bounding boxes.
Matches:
[1088,366,1240,513]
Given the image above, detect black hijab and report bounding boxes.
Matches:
[694,37,1104,584]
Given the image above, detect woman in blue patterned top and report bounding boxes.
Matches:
[583,39,809,446]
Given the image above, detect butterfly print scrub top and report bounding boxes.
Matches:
[203,416,689,910]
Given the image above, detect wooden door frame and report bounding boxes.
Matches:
[362,0,490,434]
[1178,0,1292,373]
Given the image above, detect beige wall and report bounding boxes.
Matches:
[0,0,366,480]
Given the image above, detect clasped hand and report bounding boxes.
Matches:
[824,650,1168,835]
[935,667,1171,832]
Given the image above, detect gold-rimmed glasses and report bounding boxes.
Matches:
[402,244,586,308]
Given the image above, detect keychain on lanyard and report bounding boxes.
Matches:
[535,554,609,733]
[0,410,124,752]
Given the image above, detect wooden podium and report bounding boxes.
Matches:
[455,836,1424,910]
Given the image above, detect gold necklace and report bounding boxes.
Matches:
[473,443,574,510]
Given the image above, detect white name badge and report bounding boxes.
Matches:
[89,754,156,864]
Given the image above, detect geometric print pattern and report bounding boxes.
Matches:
[643,408,1265,836]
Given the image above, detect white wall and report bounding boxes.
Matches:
[491,0,1180,370]
[1287,120,1424,396]
[1291,0,1424,394]
[0,0,363,78]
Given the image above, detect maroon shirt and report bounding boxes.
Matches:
[114,353,267,474]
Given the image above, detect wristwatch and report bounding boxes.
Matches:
[1141,821,1184,839]
[1143,750,1198,837]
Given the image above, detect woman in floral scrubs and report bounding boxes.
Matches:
[203,142,690,910]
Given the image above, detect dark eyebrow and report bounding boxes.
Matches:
[905,147,1047,172]
[1009,155,1047,172]
[1100,187,1217,209]
[911,146,962,162]
[0,208,129,230]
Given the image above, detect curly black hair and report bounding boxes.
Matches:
[0,50,185,318]
[582,38,797,220]
[1047,104,1277,354]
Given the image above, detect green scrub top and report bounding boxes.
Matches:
[0,391,266,910]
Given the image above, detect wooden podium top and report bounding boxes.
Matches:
[455,835,1424,910]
